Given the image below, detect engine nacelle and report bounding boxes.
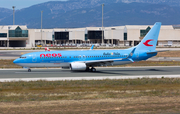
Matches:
[70,62,87,71]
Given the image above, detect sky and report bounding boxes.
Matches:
[0,0,67,9]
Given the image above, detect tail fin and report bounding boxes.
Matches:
[136,22,161,51]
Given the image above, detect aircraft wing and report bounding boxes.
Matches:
[85,58,123,66]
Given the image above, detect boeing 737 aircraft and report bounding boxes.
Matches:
[13,22,161,72]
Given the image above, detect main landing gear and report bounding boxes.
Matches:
[86,67,96,72]
[91,67,96,72]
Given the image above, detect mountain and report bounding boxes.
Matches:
[0,0,113,27]
[121,0,180,7]
[0,8,12,22]
[0,0,180,28]
[48,2,180,28]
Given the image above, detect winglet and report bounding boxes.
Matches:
[126,48,136,63]
[90,45,94,50]
[128,58,134,63]
[127,47,136,58]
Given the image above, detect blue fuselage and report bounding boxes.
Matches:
[13,49,157,68]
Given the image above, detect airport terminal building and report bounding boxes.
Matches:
[0,24,180,47]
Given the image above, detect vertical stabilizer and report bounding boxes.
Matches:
[136,22,161,51]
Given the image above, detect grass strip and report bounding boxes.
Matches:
[0,78,180,102]
[1,78,180,113]
[157,50,180,57]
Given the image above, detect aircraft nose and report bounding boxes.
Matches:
[13,59,19,64]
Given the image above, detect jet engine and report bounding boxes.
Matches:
[70,62,87,71]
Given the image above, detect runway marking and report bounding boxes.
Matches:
[1,75,180,82]
[15,72,63,74]
[0,66,180,71]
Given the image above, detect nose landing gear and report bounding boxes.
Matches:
[28,69,31,72]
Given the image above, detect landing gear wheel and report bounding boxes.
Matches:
[28,69,31,72]
[91,68,96,72]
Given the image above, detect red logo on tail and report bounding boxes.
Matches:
[143,39,153,46]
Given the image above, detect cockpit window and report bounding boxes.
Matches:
[20,56,26,59]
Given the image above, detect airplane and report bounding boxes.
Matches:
[13,22,162,72]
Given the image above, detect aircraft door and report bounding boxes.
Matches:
[32,54,37,62]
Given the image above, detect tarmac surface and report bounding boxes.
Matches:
[0,67,180,82]
[0,50,36,59]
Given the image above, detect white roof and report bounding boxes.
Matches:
[125,25,173,30]
[104,26,125,30]
[86,27,102,30]
[161,25,174,29]
[125,25,153,29]
[0,25,27,30]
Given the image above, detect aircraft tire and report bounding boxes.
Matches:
[91,68,96,72]
[28,69,31,72]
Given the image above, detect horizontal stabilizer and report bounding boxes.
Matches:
[128,58,134,63]
[147,50,169,54]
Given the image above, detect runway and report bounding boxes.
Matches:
[0,66,180,82]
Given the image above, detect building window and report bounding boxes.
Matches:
[55,32,69,40]
[124,33,127,41]
[140,26,151,37]
[9,26,28,37]
[0,33,7,38]
[52,35,55,41]
[85,34,88,41]
[88,31,104,39]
